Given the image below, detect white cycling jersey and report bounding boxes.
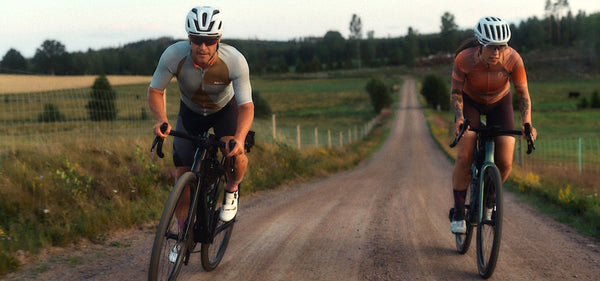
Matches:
[150,41,252,116]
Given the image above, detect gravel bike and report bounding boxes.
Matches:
[148,123,254,280]
[448,118,535,279]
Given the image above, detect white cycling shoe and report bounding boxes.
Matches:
[451,220,467,234]
[169,244,180,263]
[484,207,494,221]
[220,190,238,222]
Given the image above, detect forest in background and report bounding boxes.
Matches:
[1,7,600,78]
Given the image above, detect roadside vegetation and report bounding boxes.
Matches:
[0,73,397,275]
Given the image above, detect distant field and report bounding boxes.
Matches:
[0,74,153,94]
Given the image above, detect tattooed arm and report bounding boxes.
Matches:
[450,89,464,136]
[511,51,537,140]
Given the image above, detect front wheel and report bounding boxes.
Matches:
[200,174,235,271]
[476,165,503,279]
[148,172,198,281]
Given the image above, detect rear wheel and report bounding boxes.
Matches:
[200,174,235,271]
[476,165,503,279]
[148,172,198,281]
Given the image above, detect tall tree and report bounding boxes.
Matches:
[403,27,419,65]
[321,31,346,69]
[349,14,363,68]
[1,48,27,73]
[545,0,571,44]
[440,12,458,52]
[32,39,69,75]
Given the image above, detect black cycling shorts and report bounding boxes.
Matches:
[173,99,238,167]
[462,92,514,131]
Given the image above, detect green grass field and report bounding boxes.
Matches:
[0,74,393,275]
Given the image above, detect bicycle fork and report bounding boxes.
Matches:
[477,140,496,224]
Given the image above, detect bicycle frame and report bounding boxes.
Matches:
[187,133,231,245]
[472,135,497,224]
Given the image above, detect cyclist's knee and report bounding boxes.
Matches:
[496,161,512,181]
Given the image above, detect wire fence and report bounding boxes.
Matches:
[515,135,600,175]
[0,89,379,153]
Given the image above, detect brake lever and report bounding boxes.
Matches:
[150,123,169,158]
[449,119,470,148]
[524,123,535,154]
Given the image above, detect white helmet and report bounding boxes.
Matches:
[474,16,511,46]
[185,6,223,36]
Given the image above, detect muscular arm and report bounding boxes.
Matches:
[147,86,170,137]
[451,89,463,121]
[451,88,464,135]
[516,87,532,125]
[229,102,254,156]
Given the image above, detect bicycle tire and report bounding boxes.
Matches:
[200,174,235,271]
[148,172,199,281]
[476,165,503,279]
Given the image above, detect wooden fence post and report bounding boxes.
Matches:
[272,114,276,140]
[297,124,301,150]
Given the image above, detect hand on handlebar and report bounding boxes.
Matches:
[153,121,171,138]
[449,119,470,148]
[522,123,537,154]
[220,136,243,158]
[150,122,170,158]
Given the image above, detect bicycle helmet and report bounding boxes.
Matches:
[474,16,511,46]
[185,6,223,37]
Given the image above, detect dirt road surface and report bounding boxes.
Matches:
[5,77,600,281]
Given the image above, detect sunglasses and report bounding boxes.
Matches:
[189,36,220,46]
[484,44,507,51]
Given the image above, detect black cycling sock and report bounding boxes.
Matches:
[453,189,467,220]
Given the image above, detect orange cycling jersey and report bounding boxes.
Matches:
[451,46,528,105]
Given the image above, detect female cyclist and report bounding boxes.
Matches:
[450,16,538,234]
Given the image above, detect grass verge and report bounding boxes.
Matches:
[0,117,390,276]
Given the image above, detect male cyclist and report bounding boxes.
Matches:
[449,16,537,234]
[148,6,254,227]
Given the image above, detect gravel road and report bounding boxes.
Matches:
[5,77,600,281]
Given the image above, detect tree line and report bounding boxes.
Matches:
[2,8,600,76]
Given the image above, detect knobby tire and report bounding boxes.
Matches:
[148,172,198,281]
[200,174,235,271]
[476,165,503,279]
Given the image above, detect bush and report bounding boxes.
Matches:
[591,90,600,108]
[86,75,117,121]
[365,78,392,114]
[252,90,272,118]
[38,103,66,122]
[421,74,450,111]
[578,96,589,109]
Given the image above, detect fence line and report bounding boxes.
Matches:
[0,89,379,153]
[515,135,600,175]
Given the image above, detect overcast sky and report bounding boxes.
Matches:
[1,0,599,58]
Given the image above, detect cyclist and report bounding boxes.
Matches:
[148,6,254,226]
[449,16,537,234]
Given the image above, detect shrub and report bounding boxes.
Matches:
[252,90,272,118]
[590,90,600,108]
[365,78,392,114]
[578,96,589,109]
[38,103,66,122]
[421,74,450,111]
[86,75,117,121]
